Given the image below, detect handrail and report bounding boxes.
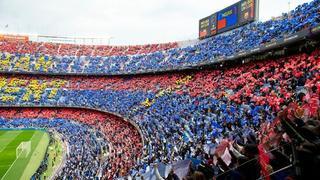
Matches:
[257,164,293,180]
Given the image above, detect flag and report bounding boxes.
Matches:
[142,163,171,180]
[183,131,192,142]
[258,144,270,180]
[220,148,232,166]
[173,160,191,179]
[157,163,172,178]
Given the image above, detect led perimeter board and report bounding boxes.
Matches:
[199,0,259,39]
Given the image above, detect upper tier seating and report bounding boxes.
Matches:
[0,40,178,57]
[0,0,319,74]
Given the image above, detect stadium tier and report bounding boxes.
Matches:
[0,0,319,75]
[0,41,178,57]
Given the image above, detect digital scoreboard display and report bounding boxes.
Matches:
[217,4,239,33]
[199,16,210,39]
[210,13,217,35]
[199,0,258,39]
[239,0,255,25]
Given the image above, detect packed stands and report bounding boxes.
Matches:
[0,47,319,178]
[0,108,142,179]
[0,40,178,57]
[0,0,319,75]
[139,106,320,179]
[0,0,319,179]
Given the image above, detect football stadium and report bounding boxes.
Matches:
[0,0,319,179]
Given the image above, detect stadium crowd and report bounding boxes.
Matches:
[0,40,177,57]
[139,105,320,180]
[0,46,318,178]
[0,108,142,179]
[0,1,319,178]
[0,0,319,74]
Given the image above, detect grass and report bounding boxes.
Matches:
[40,134,64,179]
[0,129,50,180]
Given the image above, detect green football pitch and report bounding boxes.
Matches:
[0,129,50,180]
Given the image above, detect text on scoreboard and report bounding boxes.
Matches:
[199,0,258,39]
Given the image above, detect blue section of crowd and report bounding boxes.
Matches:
[0,89,273,163]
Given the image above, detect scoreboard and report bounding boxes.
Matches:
[217,4,238,33]
[199,16,210,39]
[199,0,258,39]
[199,14,218,39]
[239,0,256,25]
[210,14,217,36]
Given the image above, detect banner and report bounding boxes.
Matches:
[0,34,29,42]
